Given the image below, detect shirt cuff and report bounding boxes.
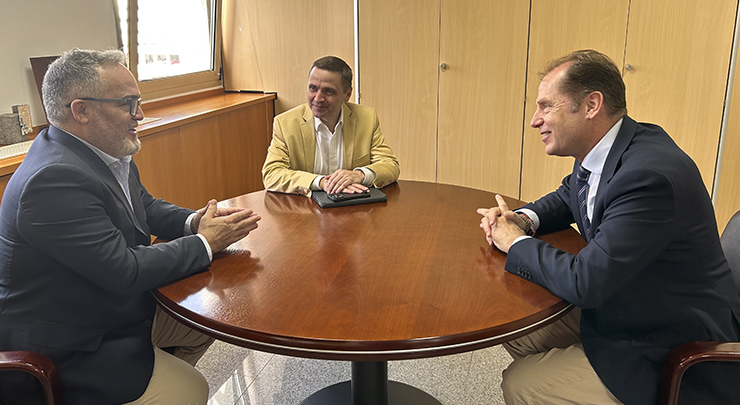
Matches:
[311,175,324,191]
[512,235,533,246]
[185,213,197,235]
[186,213,212,261]
[196,234,213,262]
[357,167,376,186]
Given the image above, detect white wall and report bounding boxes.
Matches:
[0,0,119,127]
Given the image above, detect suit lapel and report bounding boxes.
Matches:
[301,106,317,173]
[128,162,149,235]
[342,104,356,169]
[47,126,149,238]
[590,116,638,232]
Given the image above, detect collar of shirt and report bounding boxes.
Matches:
[579,117,623,219]
[313,106,345,176]
[313,106,345,134]
[58,127,132,167]
[58,128,133,206]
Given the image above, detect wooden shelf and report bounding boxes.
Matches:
[138,91,276,138]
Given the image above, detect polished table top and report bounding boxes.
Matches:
[155,181,586,361]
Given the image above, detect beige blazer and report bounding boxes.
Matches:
[262,102,400,196]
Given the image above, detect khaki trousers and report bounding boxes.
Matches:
[122,306,215,405]
[501,307,623,405]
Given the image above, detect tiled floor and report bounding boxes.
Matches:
[196,340,510,404]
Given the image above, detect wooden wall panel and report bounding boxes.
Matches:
[715,55,740,234]
[222,0,354,114]
[219,100,274,198]
[521,0,630,202]
[136,127,190,207]
[358,0,440,182]
[437,0,529,197]
[623,0,737,192]
[179,117,225,208]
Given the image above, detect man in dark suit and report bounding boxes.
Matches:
[0,49,261,404]
[478,49,740,404]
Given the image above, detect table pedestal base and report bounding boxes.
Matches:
[300,361,442,405]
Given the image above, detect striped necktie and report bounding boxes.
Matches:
[576,164,591,239]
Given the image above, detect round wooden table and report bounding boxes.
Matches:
[155,180,586,404]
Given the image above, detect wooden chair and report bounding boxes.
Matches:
[660,210,740,405]
[0,350,63,404]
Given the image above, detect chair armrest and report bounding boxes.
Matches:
[0,351,63,405]
[660,341,740,405]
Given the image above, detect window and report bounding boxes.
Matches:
[115,0,222,99]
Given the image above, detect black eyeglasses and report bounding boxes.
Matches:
[66,97,142,116]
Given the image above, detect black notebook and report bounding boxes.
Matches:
[311,188,387,208]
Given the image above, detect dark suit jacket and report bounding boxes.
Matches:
[506,116,740,404]
[0,126,211,404]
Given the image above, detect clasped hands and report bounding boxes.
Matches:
[319,169,368,194]
[192,199,261,253]
[477,195,527,253]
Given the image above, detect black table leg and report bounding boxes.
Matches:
[300,360,442,405]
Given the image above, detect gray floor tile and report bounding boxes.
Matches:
[198,341,511,405]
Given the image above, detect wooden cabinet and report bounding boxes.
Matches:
[360,0,529,197]
[623,0,736,192]
[436,0,529,197]
[135,93,275,210]
[358,0,439,183]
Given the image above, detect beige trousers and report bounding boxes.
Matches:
[501,307,623,405]
[122,306,215,405]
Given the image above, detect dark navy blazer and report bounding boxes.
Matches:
[507,116,740,404]
[0,126,211,404]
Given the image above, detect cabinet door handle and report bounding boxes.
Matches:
[625,63,634,71]
[440,63,448,70]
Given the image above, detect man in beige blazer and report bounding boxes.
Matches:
[262,56,399,196]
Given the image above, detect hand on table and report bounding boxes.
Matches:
[321,169,368,194]
[477,194,526,253]
[194,199,261,253]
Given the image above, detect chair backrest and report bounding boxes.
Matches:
[721,210,740,295]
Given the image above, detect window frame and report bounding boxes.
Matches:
[117,0,224,101]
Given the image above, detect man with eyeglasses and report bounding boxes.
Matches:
[0,48,261,404]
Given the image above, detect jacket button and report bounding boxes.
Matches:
[144,320,152,327]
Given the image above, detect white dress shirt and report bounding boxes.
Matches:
[515,118,623,242]
[310,107,376,190]
[61,128,212,260]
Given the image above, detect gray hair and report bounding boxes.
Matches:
[42,49,127,126]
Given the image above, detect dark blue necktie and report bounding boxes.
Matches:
[576,164,591,239]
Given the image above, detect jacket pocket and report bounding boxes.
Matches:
[29,320,104,352]
[630,317,710,348]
